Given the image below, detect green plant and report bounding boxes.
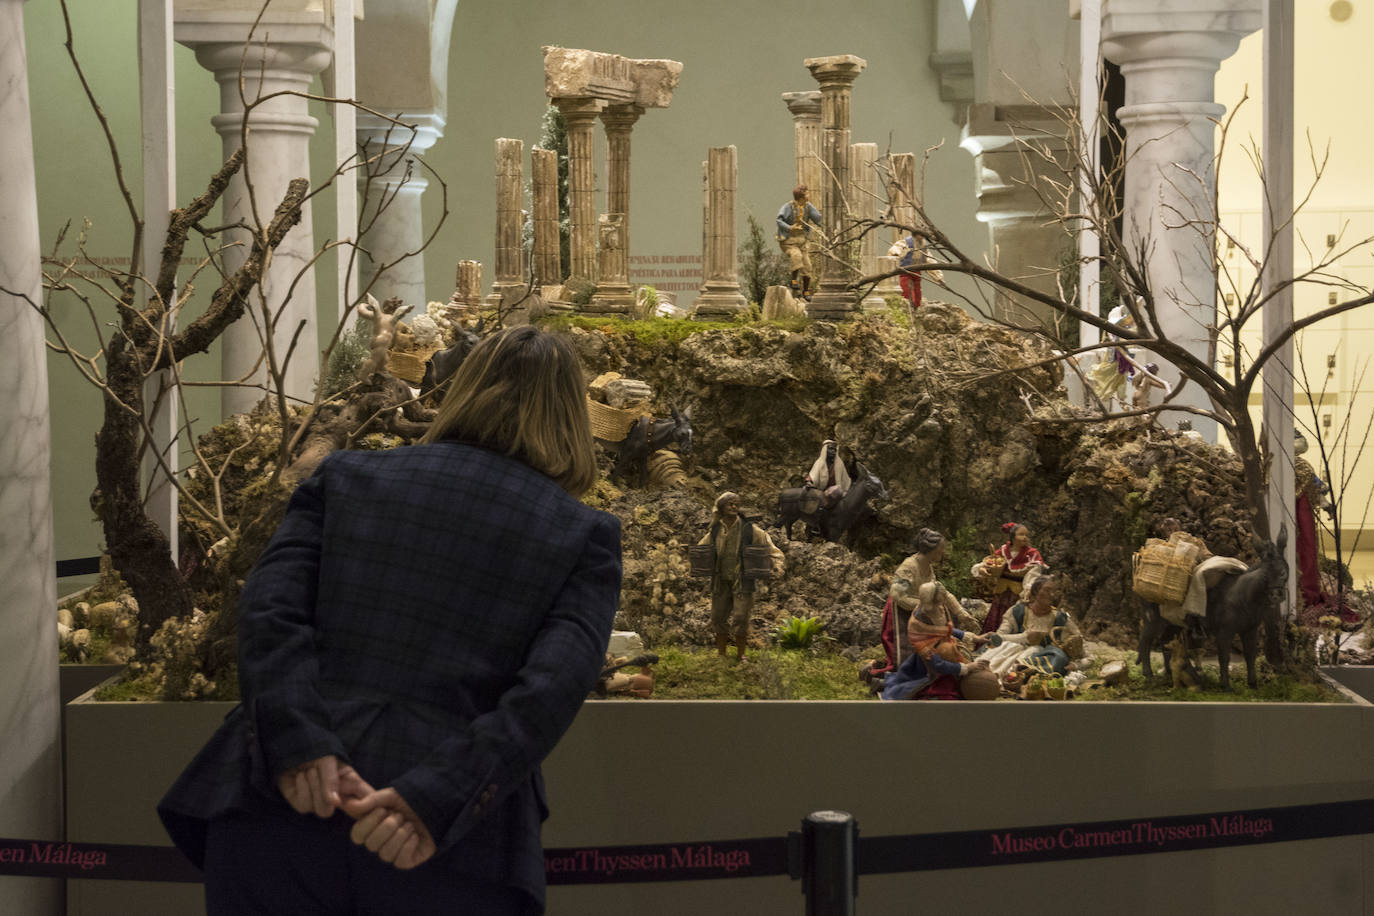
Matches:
[774,615,825,650]
[318,315,371,399]
[534,105,570,278]
[738,212,789,304]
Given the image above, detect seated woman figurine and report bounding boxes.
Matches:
[974,521,1048,633]
[881,582,988,700]
[874,527,980,676]
[980,576,1085,677]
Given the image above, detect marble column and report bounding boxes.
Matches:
[693,146,747,318]
[960,103,1072,324]
[0,2,61,912]
[355,112,444,310]
[591,103,643,312]
[487,138,526,313]
[553,97,605,292]
[781,90,823,193]
[176,11,332,416]
[1103,1,1261,439]
[804,54,866,319]
[531,147,561,287]
[850,141,885,311]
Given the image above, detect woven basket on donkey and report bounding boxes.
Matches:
[586,397,640,442]
[386,346,440,385]
[1131,536,1200,604]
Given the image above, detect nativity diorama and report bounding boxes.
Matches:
[44,35,1374,709]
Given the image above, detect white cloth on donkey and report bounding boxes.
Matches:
[1158,555,1250,626]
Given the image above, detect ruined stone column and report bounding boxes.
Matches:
[553,97,605,292]
[782,90,823,193]
[590,214,630,316]
[804,54,867,319]
[530,147,561,287]
[591,103,643,312]
[880,151,917,300]
[486,138,526,314]
[850,141,885,311]
[693,146,747,318]
[448,260,482,318]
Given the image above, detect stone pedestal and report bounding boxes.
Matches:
[804,54,866,320]
[1103,1,1261,438]
[486,138,526,310]
[448,260,482,318]
[554,97,605,291]
[0,4,61,912]
[176,9,332,416]
[530,147,561,286]
[355,112,443,311]
[782,90,823,193]
[960,102,1072,323]
[693,146,747,318]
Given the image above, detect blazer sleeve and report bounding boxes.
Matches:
[391,511,622,853]
[236,461,347,790]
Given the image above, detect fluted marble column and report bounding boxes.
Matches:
[0,3,61,912]
[176,10,332,416]
[1103,1,1260,439]
[693,146,747,318]
[805,54,866,319]
[591,103,643,312]
[554,97,605,291]
[487,138,526,315]
[355,112,444,310]
[782,90,823,193]
[877,150,917,301]
[531,147,561,287]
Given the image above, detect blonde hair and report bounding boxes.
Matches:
[421,326,597,496]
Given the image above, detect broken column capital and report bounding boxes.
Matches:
[803,54,868,87]
[543,46,681,108]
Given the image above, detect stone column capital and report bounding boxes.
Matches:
[781,90,822,119]
[356,111,445,157]
[1102,1,1259,103]
[804,54,868,88]
[175,11,333,74]
[552,96,607,120]
[600,103,644,133]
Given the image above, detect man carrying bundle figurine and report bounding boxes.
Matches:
[776,185,823,300]
[694,492,785,663]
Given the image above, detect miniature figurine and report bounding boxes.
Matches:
[874,528,980,677]
[1131,361,1170,411]
[776,184,823,299]
[804,439,852,510]
[887,232,928,308]
[697,492,785,663]
[880,581,989,700]
[973,522,1048,633]
[982,575,1085,677]
[357,294,413,380]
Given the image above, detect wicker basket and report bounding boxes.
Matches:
[587,397,641,442]
[387,346,440,385]
[1131,535,1200,604]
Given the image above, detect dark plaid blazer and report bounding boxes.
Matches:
[159,441,622,909]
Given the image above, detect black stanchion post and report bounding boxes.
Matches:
[796,810,858,916]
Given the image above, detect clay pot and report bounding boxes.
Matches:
[960,666,1001,700]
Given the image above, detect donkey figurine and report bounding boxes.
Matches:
[609,406,693,486]
[775,463,888,543]
[1138,525,1288,691]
